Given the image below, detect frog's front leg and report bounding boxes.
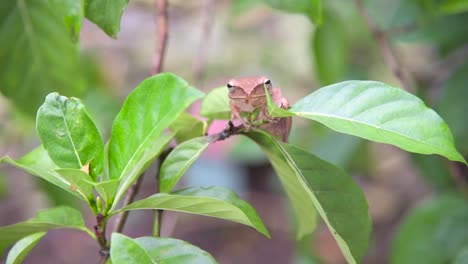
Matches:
[230,103,250,129]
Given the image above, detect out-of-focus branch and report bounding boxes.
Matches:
[355,0,413,92]
[151,0,169,75]
[193,0,216,86]
[112,175,145,234]
[429,43,468,93]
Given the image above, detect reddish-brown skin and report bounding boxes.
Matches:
[227,76,292,142]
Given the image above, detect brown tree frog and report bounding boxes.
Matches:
[227,76,292,142]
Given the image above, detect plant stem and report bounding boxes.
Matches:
[113,175,145,233]
[193,0,215,86]
[151,0,169,75]
[354,0,412,92]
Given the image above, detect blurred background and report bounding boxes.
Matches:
[1,0,468,263]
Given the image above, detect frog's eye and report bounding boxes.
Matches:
[227,83,235,93]
[264,79,271,85]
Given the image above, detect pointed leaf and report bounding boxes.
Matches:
[110,132,174,212]
[200,87,230,120]
[270,81,465,163]
[247,130,371,263]
[437,62,468,156]
[108,73,203,180]
[50,0,84,41]
[1,146,83,200]
[0,0,86,116]
[160,136,213,193]
[136,237,217,264]
[37,93,104,180]
[6,232,46,264]
[55,168,95,202]
[110,233,153,264]
[85,0,130,38]
[108,73,203,208]
[391,195,468,264]
[115,186,270,238]
[0,207,94,257]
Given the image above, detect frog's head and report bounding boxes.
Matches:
[227,76,272,99]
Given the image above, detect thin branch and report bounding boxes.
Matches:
[429,43,468,93]
[355,0,413,91]
[112,175,145,234]
[193,0,216,85]
[151,0,169,75]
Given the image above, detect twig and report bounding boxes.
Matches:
[429,43,468,95]
[152,147,173,237]
[355,0,413,91]
[151,0,169,75]
[112,175,145,234]
[193,0,216,85]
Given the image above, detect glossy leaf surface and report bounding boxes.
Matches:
[116,186,270,237]
[0,207,93,257]
[108,73,203,209]
[1,146,83,200]
[268,81,465,163]
[37,93,104,180]
[110,233,153,264]
[247,130,371,263]
[55,169,95,202]
[200,87,231,120]
[6,232,46,264]
[160,136,213,193]
[136,237,217,264]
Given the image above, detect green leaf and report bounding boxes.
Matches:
[0,0,86,116]
[50,0,84,41]
[85,0,129,38]
[160,136,213,193]
[437,62,468,156]
[261,0,323,24]
[111,132,174,212]
[6,232,46,264]
[94,179,120,210]
[246,130,371,263]
[0,207,93,257]
[136,237,217,264]
[37,93,104,181]
[55,169,95,202]
[313,11,348,85]
[270,81,465,164]
[391,195,468,264]
[1,146,84,200]
[110,233,153,264]
[200,86,231,120]
[170,112,207,143]
[108,73,203,209]
[115,186,270,238]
